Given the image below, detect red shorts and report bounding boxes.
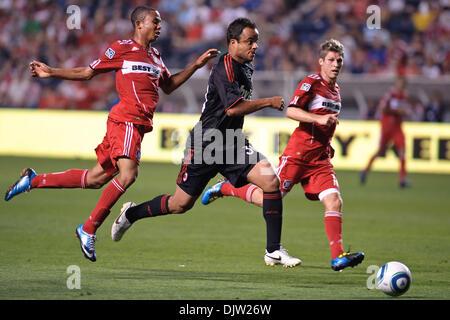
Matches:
[380,127,405,150]
[277,156,340,201]
[95,118,146,176]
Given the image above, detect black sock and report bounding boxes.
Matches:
[125,194,171,223]
[262,190,282,253]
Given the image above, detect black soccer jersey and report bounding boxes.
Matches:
[189,53,254,147]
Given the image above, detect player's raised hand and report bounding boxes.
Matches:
[270,96,285,111]
[29,60,52,78]
[194,49,221,68]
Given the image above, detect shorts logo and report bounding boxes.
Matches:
[136,149,141,161]
[282,180,293,191]
[105,48,115,59]
[183,172,188,182]
[300,83,311,91]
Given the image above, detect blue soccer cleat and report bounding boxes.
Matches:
[4,168,37,201]
[331,252,365,271]
[399,179,412,188]
[75,224,97,262]
[359,170,367,185]
[201,178,227,205]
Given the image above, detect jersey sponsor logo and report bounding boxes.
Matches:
[136,149,141,161]
[105,48,115,59]
[122,60,161,77]
[300,83,311,92]
[309,94,341,113]
[322,100,341,111]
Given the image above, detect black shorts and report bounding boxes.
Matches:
[176,141,265,197]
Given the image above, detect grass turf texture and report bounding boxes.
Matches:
[0,156,449,300]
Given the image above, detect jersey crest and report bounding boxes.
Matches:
[105,48,115,59]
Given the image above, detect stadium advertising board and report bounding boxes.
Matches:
[0,109,449,174]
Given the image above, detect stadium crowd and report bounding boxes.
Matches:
[0,0,448,121]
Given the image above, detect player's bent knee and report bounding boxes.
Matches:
[259,175,280,192]
[171,202,193,214]
[117,171,138,189]
[320,189,342,211]
[168,196,194,214]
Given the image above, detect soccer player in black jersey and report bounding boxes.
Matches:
[111,18,301,267]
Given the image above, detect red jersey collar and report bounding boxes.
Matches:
[318,72,338,90]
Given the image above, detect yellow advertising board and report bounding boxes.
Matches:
[1,109,449,174]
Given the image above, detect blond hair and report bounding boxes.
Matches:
[319,39,345,59]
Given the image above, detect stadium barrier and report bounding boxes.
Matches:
[1,109,449,174]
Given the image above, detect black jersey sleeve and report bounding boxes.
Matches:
[213,55,243,112]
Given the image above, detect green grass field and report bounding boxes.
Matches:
[0,156,449,300]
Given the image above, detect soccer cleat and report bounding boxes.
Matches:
[264,246,302,268]
[75,224,97,262]
[399,179,411,188]
[4,168,37,201]
[111,202,136,242]
[201,178,227,205]
[359,170,367,185]
[331,252,365,271]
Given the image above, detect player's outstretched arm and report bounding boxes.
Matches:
[29,60,96,81]
[226,96,284,117]
[160,48,220,95]
[286,106,338,127]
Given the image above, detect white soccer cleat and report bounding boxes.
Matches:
[111,202,136,242]
[264,246,302,268]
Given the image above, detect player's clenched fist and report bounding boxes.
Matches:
[316,113,339,127]
[270,96,285,111]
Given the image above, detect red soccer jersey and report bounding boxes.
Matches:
[89,39,171,132]
[282,73,341,162]
[379,87,408,130]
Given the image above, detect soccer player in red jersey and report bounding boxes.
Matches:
[200,39,364,271]
[4,6,219,262]
[360,76,410,188]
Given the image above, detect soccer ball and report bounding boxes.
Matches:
[376,261,412,296]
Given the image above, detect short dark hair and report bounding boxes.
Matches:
[130,6,156,29]
[319,39,345,59]
[226,18,257,44]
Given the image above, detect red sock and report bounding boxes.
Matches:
[324,211,344,259]
[221,182,258,203]
[31,169,88,189]
[82,178,125,234]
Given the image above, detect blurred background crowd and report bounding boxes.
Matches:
[0,0,448,121]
